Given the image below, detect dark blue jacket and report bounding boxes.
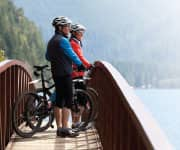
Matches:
[46,32,82,77]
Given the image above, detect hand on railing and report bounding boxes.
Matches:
[77,64,86,71]
[83,63,95,81]
[88,64,95,70]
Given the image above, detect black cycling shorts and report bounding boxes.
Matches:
[53,75,73,109]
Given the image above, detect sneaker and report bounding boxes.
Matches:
[72,128,80,133]
[79,122,94,131]
[56,128,65,137]
[64,128,79,137]
[57,128,79,137]
[72,122,85,129]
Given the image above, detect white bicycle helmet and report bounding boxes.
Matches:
[52,16,72,27]
[71,24,86,32]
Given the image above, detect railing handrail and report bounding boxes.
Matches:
[0,59,173,149]
[90,61,173,150]
[101,61,173,149]
[0,59,31,75]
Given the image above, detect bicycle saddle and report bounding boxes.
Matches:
[33,65,49,71]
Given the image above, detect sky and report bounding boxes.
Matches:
[13,0,180,63]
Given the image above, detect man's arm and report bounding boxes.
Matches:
[59,37,82,66]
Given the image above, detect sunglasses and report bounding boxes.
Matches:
[77,30,85,34]
[63,24,71,28]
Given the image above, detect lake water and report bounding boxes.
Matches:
[135,89,180,149]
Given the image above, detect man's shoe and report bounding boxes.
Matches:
[63,128,79,137]
[56,128,66,137]
[57,128,79,137]
[56,128,62,136]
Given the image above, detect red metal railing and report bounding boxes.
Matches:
[0,60,33,150]
[89,61,173,150]
[0,60,173,150]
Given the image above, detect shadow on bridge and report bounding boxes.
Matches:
[0,60,173,150]
[6,126,101,150]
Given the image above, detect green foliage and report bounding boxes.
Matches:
[0,49,6,62]
[0,0,45,66]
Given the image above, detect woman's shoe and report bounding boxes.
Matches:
[72,122,85,129]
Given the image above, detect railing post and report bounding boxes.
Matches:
[0,74,2,149]
[10,66,15,136]
[0,111,2,149]
[0,72,6,149]
[5,68,11,145]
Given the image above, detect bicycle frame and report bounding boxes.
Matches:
[30,66,55,102]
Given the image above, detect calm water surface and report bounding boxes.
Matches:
[135,89,180,149]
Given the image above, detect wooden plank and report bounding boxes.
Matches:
[6,126,102,150]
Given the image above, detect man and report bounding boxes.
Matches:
[46,16,85,137]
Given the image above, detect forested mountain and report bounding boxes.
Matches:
[0,0,45,66]
[10,0,180,87]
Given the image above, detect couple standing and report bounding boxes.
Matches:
[46,16,92,137]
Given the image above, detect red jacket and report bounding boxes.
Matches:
[70,38,91,78]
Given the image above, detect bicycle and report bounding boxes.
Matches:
[32,65,98,131]
[12,65,98,138]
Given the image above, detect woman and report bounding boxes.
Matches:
[70,24,91,78]
[70,24,92,129]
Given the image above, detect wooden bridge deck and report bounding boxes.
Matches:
[5,127,102,150]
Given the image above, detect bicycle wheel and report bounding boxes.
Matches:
[12,92,41,138]
[73,89,94,126]
[86,87,99,121]
[33,88,54,132]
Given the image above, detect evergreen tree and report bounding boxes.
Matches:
[0,49,5,62]
[0,0,45,66]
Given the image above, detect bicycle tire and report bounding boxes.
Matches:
[86,87,99,121]
[12,92,41,138]
[73,89,94,126]
[33,88,54,132]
